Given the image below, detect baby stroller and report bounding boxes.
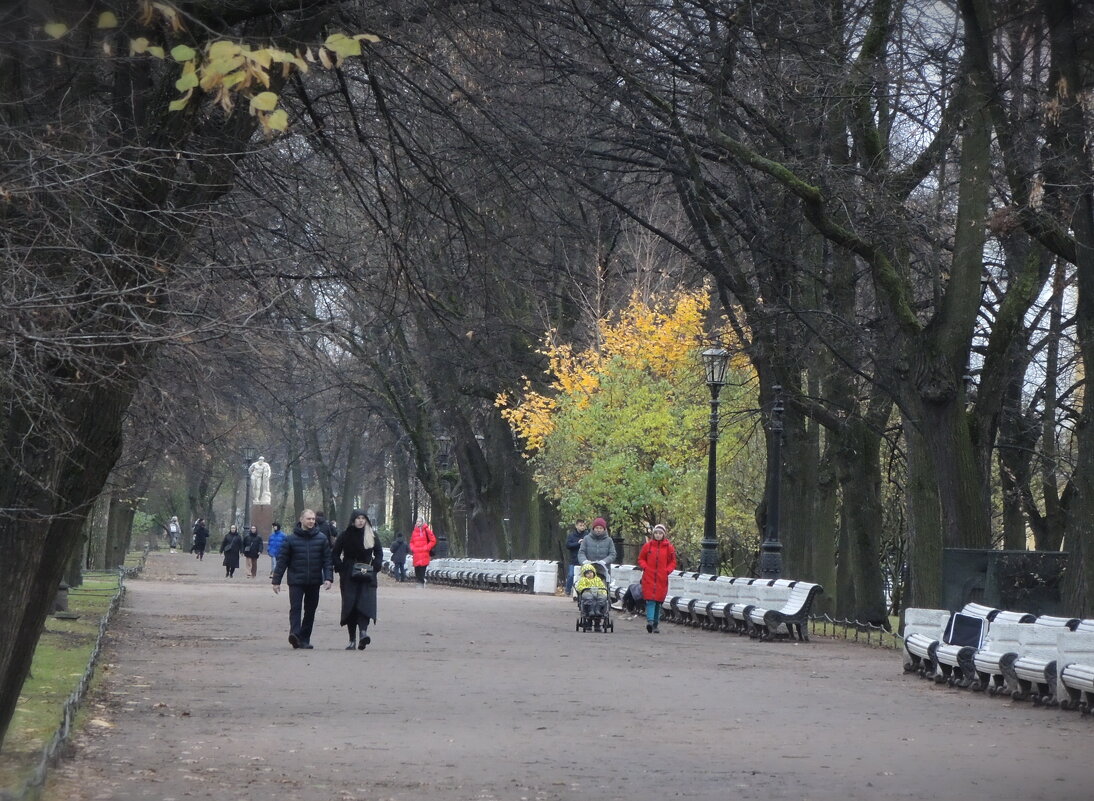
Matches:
[575,562,614,633]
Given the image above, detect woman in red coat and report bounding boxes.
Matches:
[637,524,676,633]
[408,516,437,585]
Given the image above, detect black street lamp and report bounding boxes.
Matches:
[700,347,731,576]
[241,445,256,529]
[760,386,784,579]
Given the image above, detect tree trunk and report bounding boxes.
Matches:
[392,451,413,540]
[811,442,839,615]
[305,424,335,520]
[104,493,136,569]
[779,408,818,580]
[0,380,134,748]
[834,422,889,626]
[338,434,364,522]
[903,420,944,608]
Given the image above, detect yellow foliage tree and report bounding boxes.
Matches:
[499,288,745,453]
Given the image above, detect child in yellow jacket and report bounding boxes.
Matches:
[575,563,608,620]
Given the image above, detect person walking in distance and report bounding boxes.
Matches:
[637,524,677,633]
[242,524,264,578]
[409,516,437,585]
[332,510,383,650]
[166,516,181,552]
[272,509,333,649]
[315,511,337,548]
[219,524,243,579]
[388,531,409,582]
[267,522,286,579]
[564,518,587,595]
[191,518,209,561]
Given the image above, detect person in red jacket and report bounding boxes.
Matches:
[409,516,437,585]
[637,523,677,633]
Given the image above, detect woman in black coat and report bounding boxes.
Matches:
[219,524,243,578]
[331,510,383,650]
[191,519,209,561]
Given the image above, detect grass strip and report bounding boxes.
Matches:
[0,551,142,793]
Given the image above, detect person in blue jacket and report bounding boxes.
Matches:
[267,522,286,579]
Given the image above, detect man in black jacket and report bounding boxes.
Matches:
[272,509,333,649]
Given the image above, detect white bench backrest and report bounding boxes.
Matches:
[1016,623,1061,657]
[781,583,816,613]
[902,608,950,640]
[993,610,1035,624]
[961,602,999,620]
[1056,631,1094,700]
[982,621,1024,653]
[1035,615,1079,629]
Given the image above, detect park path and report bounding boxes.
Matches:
[43,552,1091,801]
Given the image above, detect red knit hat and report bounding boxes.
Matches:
[592,517,607,529]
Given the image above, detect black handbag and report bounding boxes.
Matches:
[351,562,376,584]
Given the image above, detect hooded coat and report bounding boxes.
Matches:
[388,535,409,563]
[219,530,243,568]
[332,515,383,626]
[409,523,437,567]
[637,537,677,603]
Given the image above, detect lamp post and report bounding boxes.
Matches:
[700,347,731,576]
[241,446,256,529]
[760,386,784,579]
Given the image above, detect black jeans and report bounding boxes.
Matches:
[414,565,427,584]
[288,583,321,644]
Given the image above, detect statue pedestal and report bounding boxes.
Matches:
[250,504,273,537]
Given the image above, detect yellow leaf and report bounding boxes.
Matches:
[147,46,165,59]
[248,48,273,69]
[267,109,289,131]
[175,71,198,92]
[97,12,119,29]
[318,47,333,69]
[325,33,362,58]
[353,33,381,43]
[130,38,150,55]
[207,41,241,61]
[168,90,192,111]
[171,44,197,62]
[249,91,278,112]
[44,22,69,39]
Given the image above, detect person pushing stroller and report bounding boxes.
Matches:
[575,562,612,632]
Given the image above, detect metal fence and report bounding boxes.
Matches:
[2,553,146,801]
[809,613,902,649]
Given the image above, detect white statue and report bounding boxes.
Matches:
[248,456,272,505]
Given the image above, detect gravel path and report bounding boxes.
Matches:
[42,552,1092,801]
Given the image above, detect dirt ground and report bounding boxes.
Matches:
[41,552,1092,801]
